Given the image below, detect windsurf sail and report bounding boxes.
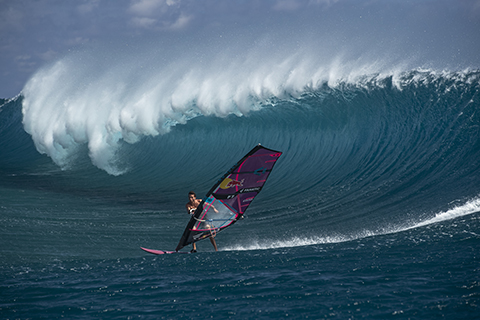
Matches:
[175,144,282,251]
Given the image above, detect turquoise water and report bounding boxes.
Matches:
[1,70,480,318]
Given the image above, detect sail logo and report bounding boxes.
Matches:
[239,187,262,193]
[220,178,244,189]
[243,197,254,203]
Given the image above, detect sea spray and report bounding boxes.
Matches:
[21,44,411,174]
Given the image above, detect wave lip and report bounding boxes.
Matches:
[20,42,421,174]
[21,47,479,175]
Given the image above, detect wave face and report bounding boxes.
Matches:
[2,68,480,243]
[2,66,480,319]
[20,47,411,175]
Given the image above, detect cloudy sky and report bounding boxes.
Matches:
[1,0,480,98]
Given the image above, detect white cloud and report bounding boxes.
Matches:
[65,37,90,46]
[129,0,174,16]
[273,0,302,11]
[77,0,100,14]
[128,0,190,30]
[39,49,58,61]
[131,16,158,28]
[14,54,36,71]
[169,13,192,30]
[273,0,339,11]
[0,2,26,32]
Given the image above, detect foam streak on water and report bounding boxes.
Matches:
[226,196,480,251]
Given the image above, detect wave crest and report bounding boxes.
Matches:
[21,46,478,174]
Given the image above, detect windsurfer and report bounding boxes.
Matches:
[185,191,218,252]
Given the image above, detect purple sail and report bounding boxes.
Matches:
[176,145,282,251]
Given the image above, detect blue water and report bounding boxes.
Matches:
[1,69,480,318]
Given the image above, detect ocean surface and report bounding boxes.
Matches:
[1,68,480,318]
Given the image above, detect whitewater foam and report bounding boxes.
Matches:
[21,37,480,175]
[21,43,413,174]
[225,196,480,251]
[404,197,480,230]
